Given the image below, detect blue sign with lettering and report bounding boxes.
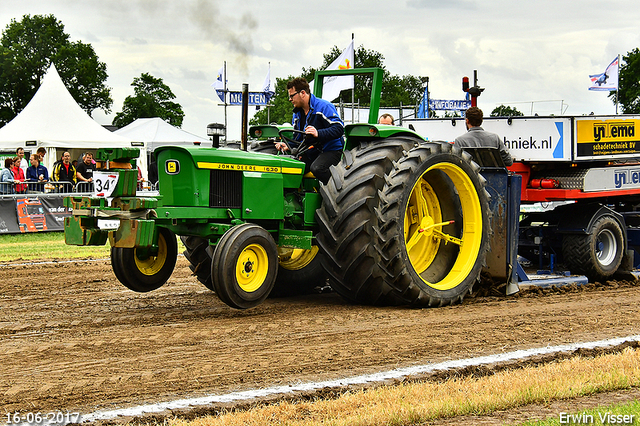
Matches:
[228,92,269,106]
[428,99,471,111]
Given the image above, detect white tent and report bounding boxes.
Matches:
[0,64,146,178]
[114,117,210,152]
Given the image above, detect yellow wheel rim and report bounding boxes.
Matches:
[404,163,483,291]
[278,246,319,271]
[236,243,270,293]
[134,232,167,276]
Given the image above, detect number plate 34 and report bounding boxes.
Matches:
[93,171,120,198]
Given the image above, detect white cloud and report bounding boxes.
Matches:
[1,0,640,138]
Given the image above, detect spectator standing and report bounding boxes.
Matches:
[148,154,158,188]
[378,113,395,125]
[16,147,28,177]
[0,158,15,194]
[76,152,96,192]
[454,107,513,166]
[53,152,63,170]
[26,154,49,193]
[137,166,145,190]
[36,147,46,165]
[11,156,26,193]
[52,151,77,192]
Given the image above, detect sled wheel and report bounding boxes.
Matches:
[211,223,278,309]
[377,142,490,306]
[562,215,624,281]
[270,246,327,297]
[181,235,214,290]
[111,227,178,292]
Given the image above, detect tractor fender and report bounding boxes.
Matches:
[556,203,625,236]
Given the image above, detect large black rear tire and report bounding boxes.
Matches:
[375,143,490,306]
[181,236,214,290]
[315,137,419,304]
[562,215,624,281]
[270,246,327,297]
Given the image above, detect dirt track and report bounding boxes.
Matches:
[1,257,640,422]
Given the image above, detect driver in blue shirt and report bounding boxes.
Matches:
[275,77,344,184]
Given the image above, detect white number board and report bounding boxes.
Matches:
[93,171,119,198]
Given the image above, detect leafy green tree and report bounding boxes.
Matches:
[610,49,640,113]
[490,105,524,117]
[0,14,112,125]
[251,45,425,126]
[113,73,184,128]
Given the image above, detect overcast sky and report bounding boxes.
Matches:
[1,0,639,140]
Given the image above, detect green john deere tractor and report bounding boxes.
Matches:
[64,68,490,309]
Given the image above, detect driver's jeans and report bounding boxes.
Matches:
[302,150,342,185]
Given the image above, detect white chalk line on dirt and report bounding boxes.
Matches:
[0,254,187,268]
[70,334,640,424]
[0,258,110,267]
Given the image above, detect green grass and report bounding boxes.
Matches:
[0,231,110,262]
[518,400,640,425]
[0,231,186,262]
[168,348,640,426]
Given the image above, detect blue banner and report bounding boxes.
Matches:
[429,99,471,111]
[228,92,270,106]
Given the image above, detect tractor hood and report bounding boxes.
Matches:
[155,145,305,176]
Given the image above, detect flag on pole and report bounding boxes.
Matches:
[589,56,619,91]
[262,64,274,102]
[417,85,429,118]
[211,66,226,102]
[321,39,355,101]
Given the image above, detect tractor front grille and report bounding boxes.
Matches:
[209,169,242,208]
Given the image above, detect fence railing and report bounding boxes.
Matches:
[0,180,158,197]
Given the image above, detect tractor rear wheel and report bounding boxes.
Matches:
[376,143,490,306]
[316,136,419,304]
[211,223,278,309]
[270,246,326,297]
[562,215,624,281]
[111,227,178,292]
[181,236,214,290]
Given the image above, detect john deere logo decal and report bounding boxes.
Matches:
[165,160,180,174]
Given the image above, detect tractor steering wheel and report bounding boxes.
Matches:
[277,129,306,153]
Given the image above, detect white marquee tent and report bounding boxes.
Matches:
[0,64,146,178]
[114,117,210,152]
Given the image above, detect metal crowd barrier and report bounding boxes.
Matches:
[0,180,158,197]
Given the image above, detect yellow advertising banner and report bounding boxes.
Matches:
[576,118,640,157]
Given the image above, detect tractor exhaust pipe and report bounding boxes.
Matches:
[241,83,249,151]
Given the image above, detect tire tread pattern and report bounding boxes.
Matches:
[316,137,420,305]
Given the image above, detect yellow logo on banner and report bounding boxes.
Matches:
[577,119,639,143]
[197,162,303,175]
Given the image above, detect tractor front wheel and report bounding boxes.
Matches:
[211,223,278,309]
[111,227,178,292]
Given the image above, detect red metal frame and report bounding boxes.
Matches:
[508,162,640,203]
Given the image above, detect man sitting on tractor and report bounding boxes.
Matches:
[275,77,344,184]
